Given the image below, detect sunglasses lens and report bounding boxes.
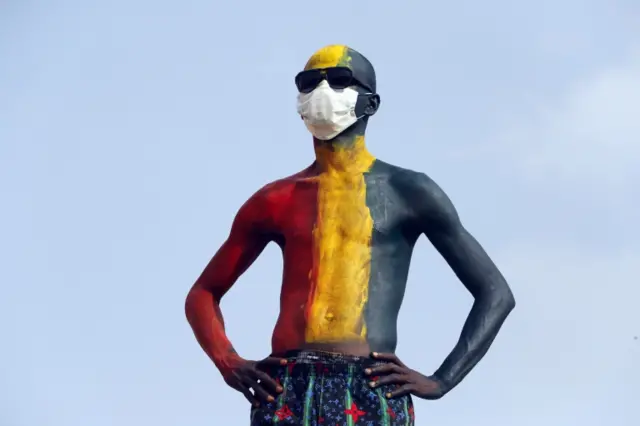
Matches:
[326,67,353,89]
[295,67,355,92]
[295,71,323,93]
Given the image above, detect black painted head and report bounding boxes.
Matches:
[297,45,381,143]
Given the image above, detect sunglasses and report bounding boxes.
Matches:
[295,67,370,94]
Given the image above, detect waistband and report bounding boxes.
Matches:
[273,350,385,374]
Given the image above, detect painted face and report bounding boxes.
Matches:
[295,45,378,140]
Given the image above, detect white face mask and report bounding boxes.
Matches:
[296,80,368,141]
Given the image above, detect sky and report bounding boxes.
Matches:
[1,1,639,425]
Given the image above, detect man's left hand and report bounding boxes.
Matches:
[365,352,445,400]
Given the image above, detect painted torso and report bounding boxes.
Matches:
[254,154,421,355]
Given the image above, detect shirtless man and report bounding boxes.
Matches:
[185,45,515,425]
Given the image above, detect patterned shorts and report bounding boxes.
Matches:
[250,350,415,425]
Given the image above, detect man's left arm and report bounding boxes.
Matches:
[366,172,515,399]
[416,173,515,395]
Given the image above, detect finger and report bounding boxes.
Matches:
[256,357,288,368]
[370,373,408,387]
[371,352,405,367]
[243,377,275,403]
[237,383,259,407]
[253,370,283,394]
[364,363,403,376]
[386,384,414,399]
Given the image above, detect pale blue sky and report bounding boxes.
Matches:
[1,1,639,425]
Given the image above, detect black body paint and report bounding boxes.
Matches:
[363,160,516,393]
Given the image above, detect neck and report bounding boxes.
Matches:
[313,132,375,174]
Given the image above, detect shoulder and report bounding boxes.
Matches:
[237,167,310,224]
[372,160,457,225]
[254,167,311,205]
[371,161,444,202]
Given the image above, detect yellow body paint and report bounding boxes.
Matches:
[304,44,352,71]
[305,136,376,342]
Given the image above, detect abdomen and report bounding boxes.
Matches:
[304,170,374,343]
[270,161,417,354]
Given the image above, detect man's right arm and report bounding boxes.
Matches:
[185,190,272,377]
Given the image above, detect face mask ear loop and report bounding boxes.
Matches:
[357,91,378,118]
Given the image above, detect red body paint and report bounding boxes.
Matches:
[185,171,319,374]
[269,176,319,353]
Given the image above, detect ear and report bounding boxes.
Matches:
[363,94,381,116]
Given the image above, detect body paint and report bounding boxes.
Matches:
[305,136,376,342]
[303,44,352,71]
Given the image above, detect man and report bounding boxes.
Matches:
[185,44,515,425]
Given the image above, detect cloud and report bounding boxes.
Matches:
[460,47,640,424]
[485,47,640,389]
[491,49,640,194]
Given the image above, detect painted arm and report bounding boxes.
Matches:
[413,173,515,394]
[185,190,271,377]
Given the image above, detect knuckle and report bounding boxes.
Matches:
[261,371,275,380]
[258,370,272,379]
[379,374,399,384]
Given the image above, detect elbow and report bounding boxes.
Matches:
[498,286,516,314]
[481,285,515,316]
[184,284,222,322]
[505,293,516,313]
[184,286,196,323]
[184,284,206,323]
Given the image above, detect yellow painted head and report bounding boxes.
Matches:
[296,45,381,145]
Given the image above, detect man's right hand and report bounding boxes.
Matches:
[223,357,287,406]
